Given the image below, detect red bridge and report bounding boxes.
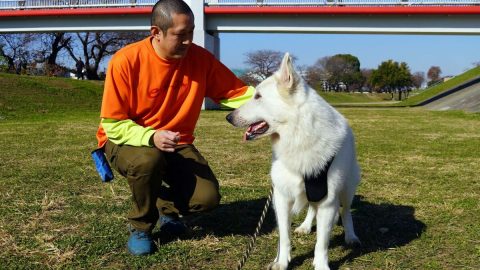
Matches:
[1,0,479,55]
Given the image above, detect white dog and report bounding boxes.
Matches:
[226,53,361,270]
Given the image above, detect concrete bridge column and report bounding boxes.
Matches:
[184,0,219,55]
[184,0,221,109]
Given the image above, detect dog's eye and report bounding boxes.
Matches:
[254,93,262,100]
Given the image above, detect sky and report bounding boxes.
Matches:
[218,33,480,77]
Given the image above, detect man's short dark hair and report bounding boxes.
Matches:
[151,0,194,34]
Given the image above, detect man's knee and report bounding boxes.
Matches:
[189,179,220,212]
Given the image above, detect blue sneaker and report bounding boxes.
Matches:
[159,215,187,236]
[127,226,155,256]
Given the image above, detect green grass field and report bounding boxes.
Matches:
[0,74,479,269]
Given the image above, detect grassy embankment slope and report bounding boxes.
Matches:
[0,73,103,120]
[400,65,480,107]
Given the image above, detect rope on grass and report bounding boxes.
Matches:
[236,187,273,270]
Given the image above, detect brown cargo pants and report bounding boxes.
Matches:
[104,140,221,232]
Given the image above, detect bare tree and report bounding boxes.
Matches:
[296,64,310,82]
[411,71,425,89]
[65,32,147,80]
[243,50,283,81]
[305,56,329,91]
[360,68,374,92]
[0,34,35,73]
[242,49,298,85]
[238,71,262,87]
[39,33,71,75]
[427,66,442,86]
[0,44,15,72]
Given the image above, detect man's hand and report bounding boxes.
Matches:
[152,130,180,152]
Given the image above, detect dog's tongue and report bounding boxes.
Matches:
[244,121,267,141]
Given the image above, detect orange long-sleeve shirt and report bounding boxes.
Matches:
[96,37,248,148]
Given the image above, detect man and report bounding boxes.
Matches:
[75,59,84,80]
[95,0,252,256]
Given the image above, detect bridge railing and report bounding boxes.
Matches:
[0,0,156,10]
[205,0,480,6]
[0,0,479,10]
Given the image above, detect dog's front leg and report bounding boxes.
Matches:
[269,187,293,270]
[313,201,339,270]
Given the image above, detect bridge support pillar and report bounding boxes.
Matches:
[202,32,221,109]
[184,0,221,109]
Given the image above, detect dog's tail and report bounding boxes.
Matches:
[291,197,308,215]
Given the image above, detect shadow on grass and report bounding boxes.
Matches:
[154,195,425,269]
[154,196,277,243]
[289,195,426,269]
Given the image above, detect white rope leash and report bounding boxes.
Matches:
[235,187,273,270]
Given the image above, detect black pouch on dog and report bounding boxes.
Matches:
[91,148,114,182]
[304,157,334,202]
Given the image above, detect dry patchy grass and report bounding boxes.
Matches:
[0,108,479,269]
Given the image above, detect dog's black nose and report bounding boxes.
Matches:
[226,112,233,124]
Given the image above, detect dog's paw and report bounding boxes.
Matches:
[312,260,330,270]
[267,262,287,270]
[314,265,331,270]
[294,225,311,234]
[345,234,361,246]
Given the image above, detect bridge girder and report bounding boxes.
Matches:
[1,6,480,34]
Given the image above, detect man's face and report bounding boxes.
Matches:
[153,13,194,60]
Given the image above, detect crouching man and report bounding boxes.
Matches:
[95,0,252,255]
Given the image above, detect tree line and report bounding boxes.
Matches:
[0,34,471,101]
[0,32,147,80]
[239,50,469,101]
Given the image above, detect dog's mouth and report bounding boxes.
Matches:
[244,121,269,141]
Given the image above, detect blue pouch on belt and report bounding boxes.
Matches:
[91,148,114,182]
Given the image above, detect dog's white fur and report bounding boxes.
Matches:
[226,53,361,270]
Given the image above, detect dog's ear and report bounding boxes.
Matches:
[277,52,299,96]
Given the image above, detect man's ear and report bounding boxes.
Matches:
[150,26,162,40]
[277,52,298,95]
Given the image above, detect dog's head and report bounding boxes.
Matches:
[226,52,304,141]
